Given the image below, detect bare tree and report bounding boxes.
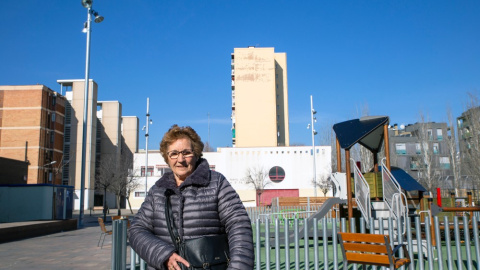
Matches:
[415,113,440,193]
[125,158,141,214]
[95,154,117,221]
[109,153,138,216]
[312,171,333,197]
[459,92,480,189]
[203,141,215,152]
[446,107,461,195]
[319,120,341,173]
[350,103,374,173]
[244,166,271,206]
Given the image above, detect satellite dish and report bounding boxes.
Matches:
[81,0,92,8]
[400,124,405,129]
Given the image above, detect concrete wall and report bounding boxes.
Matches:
[129,146,332,209]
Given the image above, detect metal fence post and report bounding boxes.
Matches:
[111,219,127,270]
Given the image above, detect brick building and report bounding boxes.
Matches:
[0,85,66,184]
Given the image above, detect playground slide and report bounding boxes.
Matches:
[268,197,347,246]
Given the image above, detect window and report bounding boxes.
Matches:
[141,166,154,176]
[135,192,146,198]
[269,166,285,182]
[427,129,433,141]
[440,157,450,169]
[437,129,443,141]
[156,165,171,176]
[395,143,406,155]
[415,143,421,154]
[433,143,439,154]
[410,157,421,170]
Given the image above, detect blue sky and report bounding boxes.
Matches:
[1,1,479,149]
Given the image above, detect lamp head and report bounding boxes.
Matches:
[46,161,57,166]
[81,0,92,8]
[93,12,104,23]
[82,22,88,33]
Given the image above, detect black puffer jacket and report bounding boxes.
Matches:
[128,158,254,270]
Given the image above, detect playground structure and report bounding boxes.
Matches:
[264,115,480,249]
[331,115,426,231]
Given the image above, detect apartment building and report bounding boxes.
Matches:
[58,79,139,210]
[0,85,66,185]
[388,122,452,190]
[231,47,290,147]
[457,107,480,182]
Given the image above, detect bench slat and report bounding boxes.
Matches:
[345,253,391,266]
[343,242,389,254]
[339,232,386,243]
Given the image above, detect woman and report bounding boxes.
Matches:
[128,125,254,270]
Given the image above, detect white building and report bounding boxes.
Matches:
[129,146,332,209]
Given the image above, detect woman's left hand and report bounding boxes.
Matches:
[166,252,190,270]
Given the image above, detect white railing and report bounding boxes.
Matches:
[381,157,407,234]
[351,158,371,228]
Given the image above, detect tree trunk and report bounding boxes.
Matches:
[116,195,121,216]
[127,196,133,214]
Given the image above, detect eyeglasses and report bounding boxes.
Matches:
[167,149,195,159]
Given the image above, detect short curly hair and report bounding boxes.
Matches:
[160,125,204,162]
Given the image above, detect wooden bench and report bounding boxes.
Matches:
[338,232,411,270]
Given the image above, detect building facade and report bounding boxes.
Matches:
[231,47,290,147]
[0,85,66,185]
[457,107,480,185]
[129,146,331,209]
[58,79,139,210]
[388,122,452,190]
[58,80,98,209]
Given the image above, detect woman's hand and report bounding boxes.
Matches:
[165,253,190,270]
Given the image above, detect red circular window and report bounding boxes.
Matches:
[269,166,285,183]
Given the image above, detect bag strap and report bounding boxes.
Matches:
[165,190,181,250]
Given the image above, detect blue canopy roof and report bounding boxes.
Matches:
[382,166,427,192]
[333,116,389,151]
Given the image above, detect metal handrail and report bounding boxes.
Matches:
[351,158,371,228]
[381,157,407,234]
[392,192,408,234]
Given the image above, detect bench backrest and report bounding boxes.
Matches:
[338,232,394,268]
[98,217,111,234]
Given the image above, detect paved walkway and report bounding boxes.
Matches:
[0,210,137,270]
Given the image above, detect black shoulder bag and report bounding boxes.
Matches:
[165,191,230,270]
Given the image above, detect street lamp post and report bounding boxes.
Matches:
[45,160,57,184]
[144,98,152,197]
[307,95,318,198]
[79,0,103,228]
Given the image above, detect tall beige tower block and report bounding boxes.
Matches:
[58,79,98,210]
[231,47,290,147]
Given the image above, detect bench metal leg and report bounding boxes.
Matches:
[97,232,104,247]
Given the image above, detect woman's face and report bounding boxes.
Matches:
[167,138,198,183]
